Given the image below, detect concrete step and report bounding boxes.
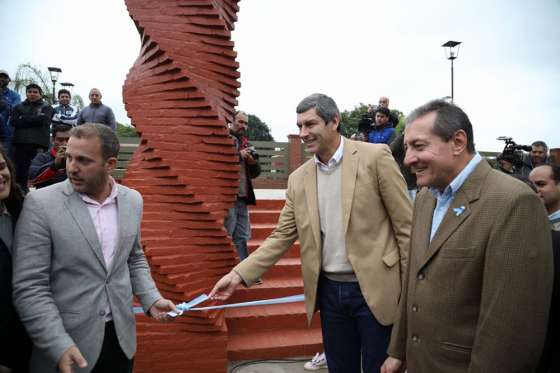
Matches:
[227,328,323,361]
[248,239,301,258]
[225,302,320,334]
[264,257,302,280]
[249,209,281,224]
[229,277,303,303]
[249,199,285,211]
[250,223,278,240]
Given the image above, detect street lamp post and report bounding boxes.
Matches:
[441,40,461,102]
[47,66,62,104]
[60,82,74,94]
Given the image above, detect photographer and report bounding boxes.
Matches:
[29,124,71,189]
[519,141,550,177]
[225,111,261,262]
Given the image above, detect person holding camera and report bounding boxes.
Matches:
[28,124,71,189]
[224,110,261,262]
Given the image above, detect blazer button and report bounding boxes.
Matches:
[417,273,425,280]
[412,335,419,343]
[99,310,106,316]
[412,305,418,312]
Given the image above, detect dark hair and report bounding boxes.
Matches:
[26,83,42,94]
[52,124,72,138]
[296,93,341,133]
[57,89,71,98]
[0,145,24,223]
[406,99,475,153]
[376,107,391,117]
[531,141,548,152]
[69,123,120,160]
[554,165,560,184]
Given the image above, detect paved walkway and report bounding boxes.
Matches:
[228,357,327,373]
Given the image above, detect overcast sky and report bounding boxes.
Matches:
[1,0,559,151]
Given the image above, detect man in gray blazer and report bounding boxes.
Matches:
[13,123,176,373]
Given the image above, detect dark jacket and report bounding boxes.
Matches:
[231,130,261,205]
[29,148,67,189]
[11,99,53,148]
[76,103,116,130]
[538,229,560,373]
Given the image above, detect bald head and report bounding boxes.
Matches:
[529,165,560,214]
[378,96,390,108]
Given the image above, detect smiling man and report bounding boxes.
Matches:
[211,93,412,373]
[382,100,553,373]
[13,123,176,373]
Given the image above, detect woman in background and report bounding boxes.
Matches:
[0,144,30,373]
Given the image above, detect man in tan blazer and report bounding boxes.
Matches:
[210,93,412,373]
[382,100,553,373]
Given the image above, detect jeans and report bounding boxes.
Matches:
[224,198,251,260]
[319,275,392,373]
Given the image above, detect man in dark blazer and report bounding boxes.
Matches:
[382,100,553,373]
[13,123,177,373]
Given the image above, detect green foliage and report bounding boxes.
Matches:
[246,114,274,141]
[340,104,406,137]
[117,122,138,137]
[339,103,370,137]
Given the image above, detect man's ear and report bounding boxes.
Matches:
[330,115,340,132]
[105,157,118,172]
[452,129,468,155]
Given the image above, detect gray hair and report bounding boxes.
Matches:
[406,99,475,154]
[296,93,341,133]
[69,123,120,160]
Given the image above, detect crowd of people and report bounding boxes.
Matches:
[1,63,559,373]
[0,69,117,193]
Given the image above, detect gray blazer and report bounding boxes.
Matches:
[12,180,161,373]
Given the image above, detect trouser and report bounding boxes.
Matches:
[318,275,392,373]
[224,197,251,260]
[91,321,134,373]
[13,144,46,193]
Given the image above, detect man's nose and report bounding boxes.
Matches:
[403,149,414,167]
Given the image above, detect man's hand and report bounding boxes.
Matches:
[209,271,243,300]
[381,357,405,373]
[58,345,87,373]
[54,146,66,167]
[148,298,178,322]
[239,148,256,165]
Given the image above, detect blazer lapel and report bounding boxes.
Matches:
[110,187,131,276]
[304,161,322,251]
[63,181,107,272]
[420,191,472,267]
[414,191,436,265]
[419,160,489,269]
[341,139,358,236]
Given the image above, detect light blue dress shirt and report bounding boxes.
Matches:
[314,137,344,173]
[429,153,482,241]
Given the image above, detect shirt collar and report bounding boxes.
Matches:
[429,153,482,200]
[314,137,344,170]
[79,177,119,206]
[550,209,560,222]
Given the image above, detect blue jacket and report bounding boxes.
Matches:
[368,125,396,145]
[1,88,22,142]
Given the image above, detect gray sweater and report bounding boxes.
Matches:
[77,103,116,130]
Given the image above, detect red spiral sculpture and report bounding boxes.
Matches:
[122,1,241,371]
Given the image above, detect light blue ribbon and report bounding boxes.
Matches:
[133,294,305,317]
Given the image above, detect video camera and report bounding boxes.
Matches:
[358,112,375,133]
[496,136,532,168]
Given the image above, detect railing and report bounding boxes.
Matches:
[114,136,559,188]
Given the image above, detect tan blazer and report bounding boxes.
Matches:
[234,138,412,325]
[388,160,553,372]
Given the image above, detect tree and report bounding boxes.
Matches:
[246,114,274,141]
[117,122,138,137]
[12,63,84,108]
[340,104,406,137]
